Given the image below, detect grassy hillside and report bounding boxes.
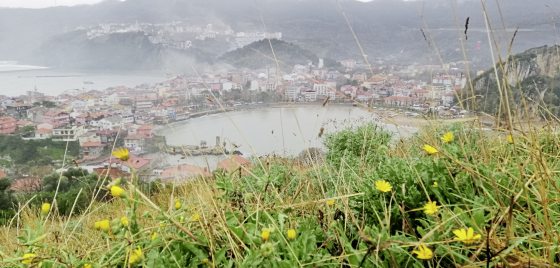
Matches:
[0,122,559,267]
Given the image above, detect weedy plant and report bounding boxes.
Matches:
[0,122,558,267]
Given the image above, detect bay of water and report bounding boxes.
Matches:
[0,65,166,96]
[159,105,416,168]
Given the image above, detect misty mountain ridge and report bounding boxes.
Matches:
[0,0,558,71]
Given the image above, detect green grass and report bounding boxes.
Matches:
[1,122,559,267]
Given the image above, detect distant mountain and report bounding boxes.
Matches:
[35,31,214,71]
[468,45,560,117]
[219,39,337,70]
[0,0,557,70]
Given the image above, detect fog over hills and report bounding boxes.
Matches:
[0,0,557,71]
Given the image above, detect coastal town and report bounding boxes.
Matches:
[0,57,471,193]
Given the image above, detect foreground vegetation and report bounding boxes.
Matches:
[0,122,559,267]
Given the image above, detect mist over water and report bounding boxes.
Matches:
[0,64,166,96]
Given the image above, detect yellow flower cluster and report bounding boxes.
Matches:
[21,253,37,265]
[287,229,297,240]
[374,180,392,193]
[412,227,482,260]
[110,185,126,198]
[94,219,111,232]
[261,228,271,241]
[453,227,481,244]
[412,244,432,260]
[112,147,130,161]
[41,202,51,216]
[128,247,143,265]
[423,201,438,215]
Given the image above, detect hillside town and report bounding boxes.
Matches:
[0,58,469,192]
[79,21,282,50]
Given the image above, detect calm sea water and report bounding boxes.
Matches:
[159,105,416,163]
[0,64,166,96]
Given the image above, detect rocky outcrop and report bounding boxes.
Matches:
[470,45,560,117]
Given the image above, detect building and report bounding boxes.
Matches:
[216,155,252,173]
[384,96,415,107]
[35,123,54,139]
[124,134,145,151]
[6,103,32,118]
[160,164,211,181]
[81,141,105,160]
[9,177,42,193]
[0,116,17,134]
[52,126,84,142]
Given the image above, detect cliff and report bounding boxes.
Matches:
[470,45,560,117]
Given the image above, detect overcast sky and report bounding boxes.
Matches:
[0,0,375,9]
[0,0,106,8]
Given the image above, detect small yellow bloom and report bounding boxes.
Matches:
[174,200,182,210]
[453,227,482,244]
[110,185,125,198]
[261,228,271,241]
[151,232,158,241]
[128,247,143,265]
[441,131,454,143]
[326,199,335,206]
[21,253,37,265]
[506,134,514,144]
[287,229,297,240]
[412,244,433,260]
[83,264,93,268]
[374,180,392,193]
[423,144,439,155]
[112,147,130,161]
[190,213,200,222]
[423,201,439,215]
[432,181,438,188]
[41,202,51,216]
[94,219,111,232]
[120,216,129,227]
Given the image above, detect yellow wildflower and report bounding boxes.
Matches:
[41,202,51,216]
[432,181,438,188]
[174,200,182,210]
[128,247,143,265]
[326,199,335,206]
[83,264,93,268]
[441,131,454,143]
[412,244,433,260]
[94,219,111,232]
[151,232,158,241]
[112,147,130,161]
[110,185,125,198]
[261,228,271,241]
[374,180,392,193]
[190,213,200,222]
[423,144,439,155]
[506,134,514,144]
[423,201,439,215]
[120,216,129,227]
[21,253,37,265]
[287,229,297,240]
[453,227,482,244]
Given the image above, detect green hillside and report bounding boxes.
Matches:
[0,122,558,267]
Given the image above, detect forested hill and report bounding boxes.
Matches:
[219,39,338,70]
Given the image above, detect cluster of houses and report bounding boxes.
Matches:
[0,58,471,191]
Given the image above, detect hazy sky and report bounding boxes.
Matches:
[0,0,106,8]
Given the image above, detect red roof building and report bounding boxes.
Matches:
[0,116,17,134]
